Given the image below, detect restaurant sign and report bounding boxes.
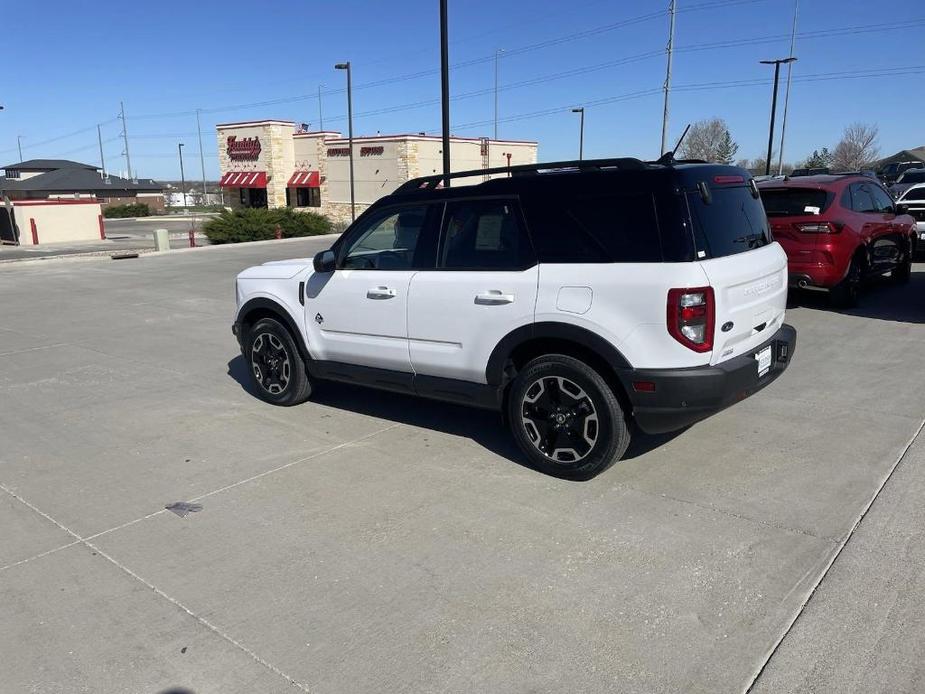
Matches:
[227,136,262,161]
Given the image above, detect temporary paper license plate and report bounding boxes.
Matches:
[755,346,772,378]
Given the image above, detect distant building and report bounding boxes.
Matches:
[875,146,925,170]
[0,159,165,212]
[215,119,538,225]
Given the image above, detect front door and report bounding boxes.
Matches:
[408,198,538,383]
[304,203,439,372]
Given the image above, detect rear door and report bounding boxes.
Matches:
[856,183,900,272]
[407,198,538,383]
[685,181,788,365]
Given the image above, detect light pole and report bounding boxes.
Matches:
[572,107,585,160]
[317,84,325,131]
[178,143,187,208]
[777,0,799,175]
[440,0,451,186]
[334,63,355,221]
[17,135,23,161]
[494,48,504,140]
[760,57,797,176]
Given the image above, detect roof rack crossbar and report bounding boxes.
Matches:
[395,157,648,193]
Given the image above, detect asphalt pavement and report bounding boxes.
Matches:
[0,241,923,694]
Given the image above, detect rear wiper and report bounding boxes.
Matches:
[732,233,767,249]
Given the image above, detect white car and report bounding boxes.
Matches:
[233,158,797,478]
[896,182,925,249]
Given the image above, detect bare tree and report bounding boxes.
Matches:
[678,118,738,163]
[831,123,880,171]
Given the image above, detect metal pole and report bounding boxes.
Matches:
[318,85,325,131]
[572,107,585,160]
[336,63,356,221]
[120,101,133,180]
[494,49,502,140]
[178,143,187,208]
[765,62,782,177]
[440,0,451,185]
[97,125,106,179]
[17,135,23,161]
[777,0,799,175]
[196,109,207,202]
[660,0,676,156]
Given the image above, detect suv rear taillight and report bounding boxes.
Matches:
[796,221,842,234]
[667,287,715,353]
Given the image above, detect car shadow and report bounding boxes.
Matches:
[226,356,680,478]
[788,268,925,324]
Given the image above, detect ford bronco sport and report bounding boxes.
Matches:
[233,157,796,478]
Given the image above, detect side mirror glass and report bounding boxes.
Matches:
[313,249,336,273]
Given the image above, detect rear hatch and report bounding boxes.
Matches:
[684,179,788,365]
[760,186,834,263]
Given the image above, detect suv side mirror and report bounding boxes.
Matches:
[895,203,909,215]
[313,249,336,273]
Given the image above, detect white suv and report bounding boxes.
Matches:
[233,158,796,478]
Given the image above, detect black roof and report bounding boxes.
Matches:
[2,159,100,171]
[0,168,162,194]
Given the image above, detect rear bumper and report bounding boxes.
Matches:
[621,324,797,435]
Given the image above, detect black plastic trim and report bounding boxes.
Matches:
[235,298,309,361]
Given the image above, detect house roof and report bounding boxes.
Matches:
[0,168,162,194]
[876,147,925,168]
[2,159,100,171]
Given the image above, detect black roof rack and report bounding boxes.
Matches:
[394,157,649,193]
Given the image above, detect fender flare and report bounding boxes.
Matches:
[236,297,310,361]
[485,321,632,386]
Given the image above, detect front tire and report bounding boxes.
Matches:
[508,354,630,479]
[244,318,312,406]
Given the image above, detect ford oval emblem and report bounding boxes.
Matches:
[721,321,734,332]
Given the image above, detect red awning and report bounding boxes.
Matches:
[287,170,320,188]
[219,171,267,188]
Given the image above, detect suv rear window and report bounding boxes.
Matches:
[760,188,831,217]
[899,170,925,184]
[686,186,772,258]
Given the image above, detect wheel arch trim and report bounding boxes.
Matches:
[236,297,310,362]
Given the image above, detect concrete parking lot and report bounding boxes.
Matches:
[1,239,923,694]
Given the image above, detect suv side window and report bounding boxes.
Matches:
[439,199,535,270]
[522,195,610,263]
[868,184,895,213]
[340,204,437,270]
[849,183,877,213]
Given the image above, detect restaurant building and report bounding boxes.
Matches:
[216,119,537,225]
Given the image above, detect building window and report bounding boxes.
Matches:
[295,187,320,207]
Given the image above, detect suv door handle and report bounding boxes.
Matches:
[367,286,396,300]
[475,290,514,305]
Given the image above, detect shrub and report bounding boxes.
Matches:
[103,203,150,218]
[203,207,333,245]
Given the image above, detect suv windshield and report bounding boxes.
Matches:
[686,186,772,258]
[760,188,831,217]
[901,186,925,202]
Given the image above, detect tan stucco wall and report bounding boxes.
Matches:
[14,201,103,245]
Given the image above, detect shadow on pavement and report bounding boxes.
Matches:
[227,355,678,477]
[788,268,925,324]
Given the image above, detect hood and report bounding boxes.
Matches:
[236,258,314,280]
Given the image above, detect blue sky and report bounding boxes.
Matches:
[2,0,923,179]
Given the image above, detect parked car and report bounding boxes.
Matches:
[791,167,830,177]
[232,158,797,478]
[896,183,925,256]
[879,161,922,185]
[888,168,925,199]
[758,175,917,306]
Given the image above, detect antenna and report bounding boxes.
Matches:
[656,123,691,165]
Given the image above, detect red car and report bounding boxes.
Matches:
[757,174,917,306]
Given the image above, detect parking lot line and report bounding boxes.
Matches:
[0,480,314,692]
[743,417,925,694]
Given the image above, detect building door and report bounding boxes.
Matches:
[0,203,18,244]
[248,188,268,208]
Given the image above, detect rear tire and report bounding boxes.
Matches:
[507,354,630,479]
[830,256,862,308]
[244,318,312,406]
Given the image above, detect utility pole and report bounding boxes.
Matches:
[572,107,585,160]
[178,143,187,208]
[97,125,107,180]
[17,135,23,161]
[777,0,799,175]
[494,49,503,140]
[334,63,356,221]
[760,57,797,176]
[119,101,133,181]
[660,0,676,156]
[318,85,325,131]
[440,0,451,185]
[196,109,207,203]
